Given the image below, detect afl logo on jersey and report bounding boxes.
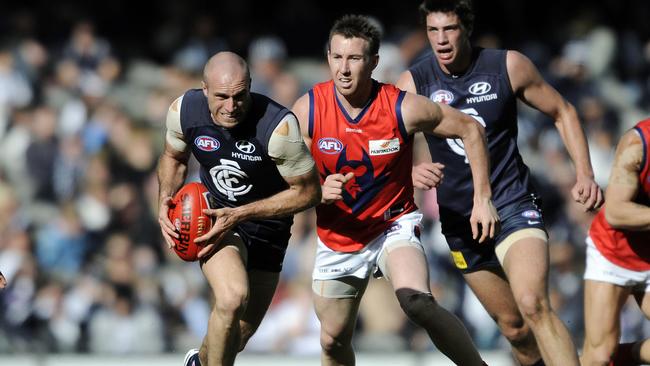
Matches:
[235,140,256,154]
[468,82,492,95]
[318,138,343,154]
[430,90,454,104]
[522,210,541,219]
[195,136,220,151]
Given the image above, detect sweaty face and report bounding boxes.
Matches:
[203,73,251,128]
[425,12,469,70]
[327,34,377,98]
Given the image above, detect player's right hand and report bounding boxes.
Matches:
[0,271,6,289]
[158,196,179,249]
[321,172,354,204]
[469,198,500,243]
[412,162,445,190]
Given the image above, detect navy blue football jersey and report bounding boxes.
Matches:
[180,89,293,240]
[409,48,535,218]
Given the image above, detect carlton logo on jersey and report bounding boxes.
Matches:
[369,138,400,156]
[318,137,343,154]
[209,159,252,202]
[194,136,220,151]
[446,108,487,163]
[430,90,454,104]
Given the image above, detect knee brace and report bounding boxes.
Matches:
[395,288,436,325]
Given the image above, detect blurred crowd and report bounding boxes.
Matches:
[0,5,650,361]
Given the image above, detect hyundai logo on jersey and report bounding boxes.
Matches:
[430,90,454,104]
[318,137,343,154]
[468,82,492,95]
[194,136,220,151]
[235,140,256,154]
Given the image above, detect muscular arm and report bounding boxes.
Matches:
[157,96,191,247]
[397,70,445,190]
[604,130,650,230]
[402,92,492,201]
[292,93,312,147]
[507,50,603,210]
[402,92,499,241]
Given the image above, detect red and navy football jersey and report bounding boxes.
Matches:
[589,119,650,270]
[309,80,416,252]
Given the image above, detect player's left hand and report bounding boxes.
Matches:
[0,271,6,289]
[572,175,603,211]
[470,197,500,243]
[195,207,240,259]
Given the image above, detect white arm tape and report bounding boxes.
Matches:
[268,113,315,177]
[165,95,187,152]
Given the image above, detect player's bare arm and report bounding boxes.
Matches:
[195,113,321,257]
[292,93,312,146]
[157,96,191,248]
[401,92,499,242]
[507,50,603,211]
[604,129,650,230]
[396,71,445,190]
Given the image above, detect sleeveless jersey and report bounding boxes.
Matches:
[309,80,416,252]
[410,48,534,220]
[589,119,650,271]
[180,89,293,242]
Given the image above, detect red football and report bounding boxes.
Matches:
[168,182,213,261]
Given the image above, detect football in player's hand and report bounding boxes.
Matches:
[168,182,212,261]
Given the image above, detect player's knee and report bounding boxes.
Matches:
[213,285,249,319]
[515,291,548,323]
[495,313,531,346]
[319,328,351,354]
[395,288,437,326]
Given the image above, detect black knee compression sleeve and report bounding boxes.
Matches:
[395,288,436,325]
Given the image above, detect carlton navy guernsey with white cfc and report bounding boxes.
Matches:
[179,89,293,256]
[410,48,535,224]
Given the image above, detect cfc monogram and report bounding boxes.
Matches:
[209,159,253,201]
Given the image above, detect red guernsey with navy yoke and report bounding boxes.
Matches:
[309,79,416,252]
[589,118,650,271]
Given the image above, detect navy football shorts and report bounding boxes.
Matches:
[207,193,291,273]
[439,194,547,273]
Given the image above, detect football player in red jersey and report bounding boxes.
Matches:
[292,14,497,366]
[582,119,650,366]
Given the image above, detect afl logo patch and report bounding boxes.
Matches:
[521,210,541,219]
[194,136,220,151]
[430,90,454,104]
[317,138,343,154]
[468,82,491,95]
